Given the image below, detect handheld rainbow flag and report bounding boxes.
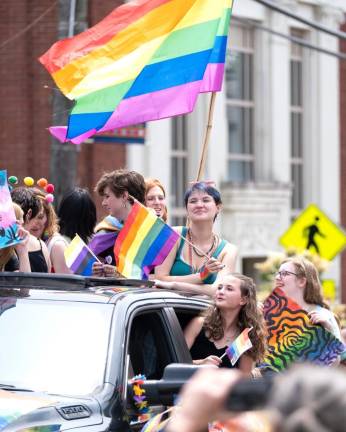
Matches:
[39,0,234,144]
[114,202,179,279]
[262,288,346,371]
[64,234,99,276]
[221,328,253,366]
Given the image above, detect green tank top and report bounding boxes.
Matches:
[169,227,227,284]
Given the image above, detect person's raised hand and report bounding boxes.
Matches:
[14,227,30,253]
[308,310,332,332]
[205,257,225,274]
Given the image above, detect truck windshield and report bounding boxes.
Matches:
[0,297,113,396]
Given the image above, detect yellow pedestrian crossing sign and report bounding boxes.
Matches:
[280,204,346,261]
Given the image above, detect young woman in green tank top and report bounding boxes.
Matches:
[155,182,237,296]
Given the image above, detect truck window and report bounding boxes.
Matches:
[173,306,207,332]
[128,312,174,380]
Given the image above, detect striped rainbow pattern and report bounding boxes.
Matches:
[39,0,233,144]
[64,234,97,276]
[114,202,179,279]
[226,327,253,366]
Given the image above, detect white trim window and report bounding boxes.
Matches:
[226,23,255,182]
[290,29,304,215]
[171,116,188,225]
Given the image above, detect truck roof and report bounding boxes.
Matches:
[0,272,207,304]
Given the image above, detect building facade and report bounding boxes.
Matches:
[1,0,345,297]
[127,0,346,297]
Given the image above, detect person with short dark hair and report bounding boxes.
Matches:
[92,169,146,277]
[155,182,237,296]
[95,169,145,206]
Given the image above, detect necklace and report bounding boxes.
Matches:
[187,230,218,273]
[188,229,217,257]
[224,329,239,344]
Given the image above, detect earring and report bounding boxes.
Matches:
[123,201,127,208]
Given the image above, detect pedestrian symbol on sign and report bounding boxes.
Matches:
[280,204,346,261]
[303,216,326,255]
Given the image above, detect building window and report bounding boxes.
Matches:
[290,30,304,214]
[226,24,255,182]
[171,116,188,226]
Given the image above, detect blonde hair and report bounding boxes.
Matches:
[203,273,267,363]
[281,257,327,308]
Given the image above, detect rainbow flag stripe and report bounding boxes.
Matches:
[39,0,233,143]
[225,328,253,366]
[262,288,346,371]
[114,202,179,279]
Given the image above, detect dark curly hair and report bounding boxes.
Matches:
[203,273,267,363]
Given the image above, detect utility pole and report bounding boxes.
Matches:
[49,0,88,205]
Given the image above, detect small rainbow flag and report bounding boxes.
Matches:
[114,202,179,279]
[39,0,233,144]
[225,328,253,366]
[64,234,98,276]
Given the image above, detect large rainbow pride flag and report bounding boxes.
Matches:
[114,202,179,279]
[39,0,234,144]
[262,288,345,371]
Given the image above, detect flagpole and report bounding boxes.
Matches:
[76,233,102,263]
[130,197,214,261]
[196,92,217,181]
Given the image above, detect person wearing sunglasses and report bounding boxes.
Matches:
[274,257,341,339]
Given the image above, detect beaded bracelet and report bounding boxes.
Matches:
[199,266,211,283]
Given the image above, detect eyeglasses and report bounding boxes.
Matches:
[275,270,298,278]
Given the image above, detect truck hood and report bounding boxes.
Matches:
[0,389,102,431]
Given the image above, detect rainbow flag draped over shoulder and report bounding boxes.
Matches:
[39,0,234,144]
[114,202,179,279]
[262,288,345,371]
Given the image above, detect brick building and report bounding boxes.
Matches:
[1,1,346,297]
[0,0,125,207]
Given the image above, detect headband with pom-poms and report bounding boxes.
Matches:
[8,175,55,203]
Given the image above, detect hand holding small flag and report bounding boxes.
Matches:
[64,234,101,276]
[220,327,253,366]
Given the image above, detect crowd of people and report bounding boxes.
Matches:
[2,167,346,429]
